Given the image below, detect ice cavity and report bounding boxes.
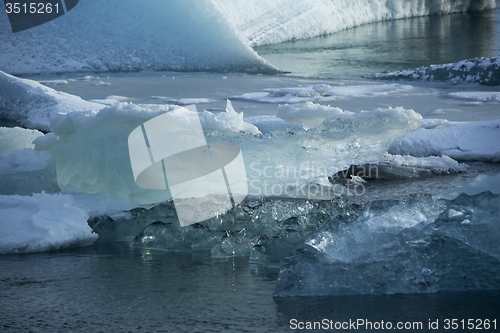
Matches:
[216,0,496,47]
[0,0,276,75]
[275,191,500,296]
[370,57,500,86]
[389,119,500,162]
[0,71,104,132]
[0,193,98,254]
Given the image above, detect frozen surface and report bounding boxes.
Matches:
[371,57,500,85]
[231,83,415,104]
[448,91,500,103]
[0,148,60,195]
[389,119,500,162]
[275,191,500,296]
[0,193,98,254]
[0,71,104,132]
[217,0,496,47]
[0,127,44,153]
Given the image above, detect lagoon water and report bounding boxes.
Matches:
[2,5,500,333]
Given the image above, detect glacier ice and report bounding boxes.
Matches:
[217,0,496,47]
[118,197,351,264]
[389,119,500,162]
[274,192,500,296]
[0,193,98,254]
[370,57,500,86]
[0,126,44,153]
[0,148,60,195]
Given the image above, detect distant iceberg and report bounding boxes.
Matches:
[0,0,495,74]
[370,57,500,86]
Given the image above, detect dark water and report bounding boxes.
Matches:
[1,243,499,333]
[256,8,500,79]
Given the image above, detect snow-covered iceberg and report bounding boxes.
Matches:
[0,193,98,254]
[274,187,500,296]
[0,0,276,75]
[389,119,500,162]
[0,71,104,132]
[370,57,500,86]
[0,0,495,74]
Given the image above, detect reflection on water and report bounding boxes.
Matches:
[256,9,499,79]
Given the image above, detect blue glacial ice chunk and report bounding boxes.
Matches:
[275,192,500,296]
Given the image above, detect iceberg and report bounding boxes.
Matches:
[0,193,98,254]
[217,0,496,47]
[0,0,276,75]
[0,71,104,132]
[0,0,495,74]
[275,190,500,296]
[389,119,500,162]
[370,57,500,86]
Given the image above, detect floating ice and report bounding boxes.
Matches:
[150,97,216,105]
[370,57,500,86]
[389,119,500,162]
[275,192,500,296]
[0,71,104,132]
[0,193,98,254]
[0,148,60,195]
[231,84,415,104]
[448,91,500,103]
[276,102,347,129]
[0,127,44,153]
[90,95,130,106]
